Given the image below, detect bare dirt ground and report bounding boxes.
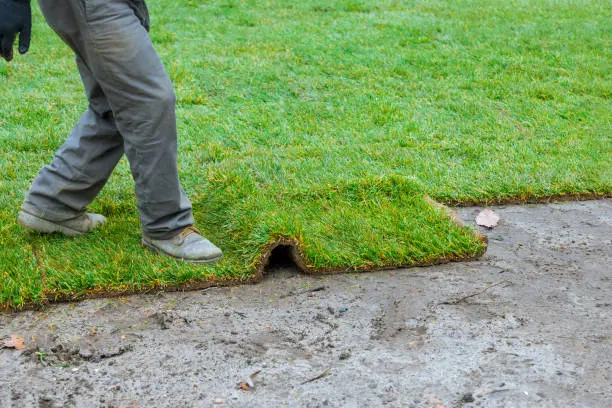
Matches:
[1,199,610,408]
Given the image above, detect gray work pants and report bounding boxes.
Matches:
[23,0,194,239]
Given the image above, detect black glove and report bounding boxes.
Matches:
[0,0,31,62]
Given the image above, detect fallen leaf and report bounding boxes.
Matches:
[2,334,26,350]
[239,382,250,391]
[476,208,500,228]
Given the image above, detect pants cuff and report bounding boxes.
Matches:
[21,201,85,222]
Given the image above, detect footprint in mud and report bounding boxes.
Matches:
[370,299,428,346]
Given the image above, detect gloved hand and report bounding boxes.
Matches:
[0,0,31,62]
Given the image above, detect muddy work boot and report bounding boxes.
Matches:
[142,226,223,264]
[18,210,107,236]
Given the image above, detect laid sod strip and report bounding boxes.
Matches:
[30,176,487,305]
[1,0,610,310]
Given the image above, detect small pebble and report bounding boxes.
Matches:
[214,398,223,404]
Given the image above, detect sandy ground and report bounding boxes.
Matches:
[1,199,610,408]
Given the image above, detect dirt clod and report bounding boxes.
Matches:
[462,393,475,403]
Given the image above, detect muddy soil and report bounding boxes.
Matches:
[1,200,610,408]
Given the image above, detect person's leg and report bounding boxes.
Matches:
[23,57,124,222]
[24,0,221,262]
[72,0,194,240]
[30,0,193,239]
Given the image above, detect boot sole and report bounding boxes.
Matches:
[18,211,85,237]
[141,239,223,264]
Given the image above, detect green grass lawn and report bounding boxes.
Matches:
[1,0,610,310]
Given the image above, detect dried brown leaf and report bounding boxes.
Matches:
[476,208,500,228]
[2,334,26,350]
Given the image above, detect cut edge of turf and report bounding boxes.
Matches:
[1,198,489,313]
[440,192,611,207]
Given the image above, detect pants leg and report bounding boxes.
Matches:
[26,0,194,239]
[23,58,125,221]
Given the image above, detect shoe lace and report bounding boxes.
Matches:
[178,226,201,239]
